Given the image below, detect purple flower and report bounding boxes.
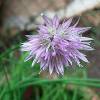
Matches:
[21,15,93,75]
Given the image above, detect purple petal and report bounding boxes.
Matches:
[67,27,91,35]
[62,17,73,29]
[52,15,59,28]
[80,37,93,41]
[38,25,48,33]
[42,15,52,26]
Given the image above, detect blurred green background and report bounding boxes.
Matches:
[0,0,100,100]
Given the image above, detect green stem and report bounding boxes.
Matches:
[19,78,100,84]
[3,66,11,90]
[17,79,100,89]
[72,88,77,100]
[5,78,100,93]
